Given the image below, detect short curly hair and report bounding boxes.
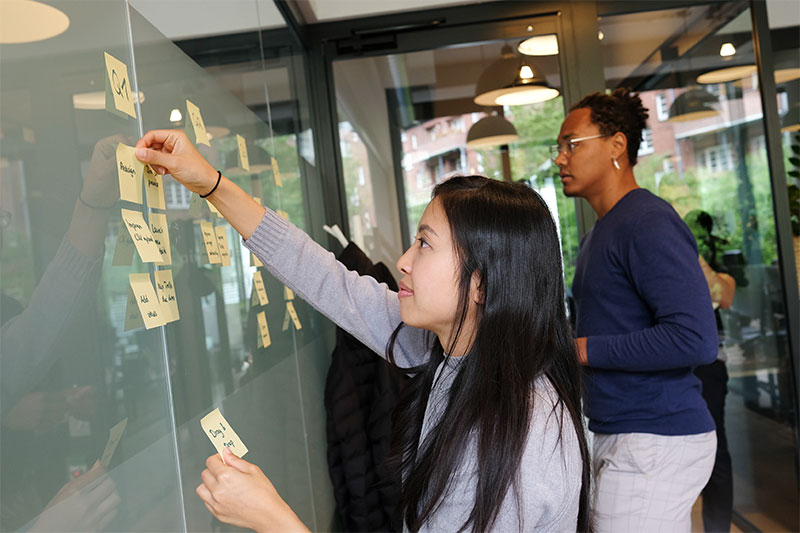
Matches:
[571,88,649,166]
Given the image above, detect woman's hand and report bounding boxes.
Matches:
[135,130,218,196]
[196,447,309,533]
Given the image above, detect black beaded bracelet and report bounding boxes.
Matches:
[200,170,222,198]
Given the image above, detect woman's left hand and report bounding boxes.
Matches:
[196,447,309,533]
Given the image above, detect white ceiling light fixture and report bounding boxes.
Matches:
[697,64,757,84]
[0,0,69,44]
[474,45,559,107]
[719,42,736,57]
[169,108,183,122]
[517,34,558,56]
[466,114,519,148]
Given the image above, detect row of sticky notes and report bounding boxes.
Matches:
[105,52,283,185]
[125,270,180,330]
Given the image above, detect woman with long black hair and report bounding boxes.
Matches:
[136,129,591,532]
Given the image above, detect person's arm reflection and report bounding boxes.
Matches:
[0,136,121,414]
[1,136,124,531]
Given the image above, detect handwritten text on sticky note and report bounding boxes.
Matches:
[200,408,248,463]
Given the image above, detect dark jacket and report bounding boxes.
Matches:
[325,243,408,532]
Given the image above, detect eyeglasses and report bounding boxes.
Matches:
[549,134,607,160]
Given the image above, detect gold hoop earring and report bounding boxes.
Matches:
[612,158,621,170]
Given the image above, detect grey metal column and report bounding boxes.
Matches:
[557,1,606,238]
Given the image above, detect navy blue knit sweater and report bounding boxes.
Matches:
[573,188,718,435]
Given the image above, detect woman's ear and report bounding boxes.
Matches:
[470,271,485,305]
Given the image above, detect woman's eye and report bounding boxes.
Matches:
[417,238,429,248]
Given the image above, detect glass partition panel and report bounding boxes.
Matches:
[333,25,579,286]
[0,2,184,530]
[600,3,798,530]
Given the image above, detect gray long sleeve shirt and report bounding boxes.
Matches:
[244,209,582,532]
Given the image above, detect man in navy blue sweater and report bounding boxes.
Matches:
[554,89,719,532]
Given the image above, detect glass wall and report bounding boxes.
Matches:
[333,23,579,286]
[0,1,335,531]
[599,2,798,530]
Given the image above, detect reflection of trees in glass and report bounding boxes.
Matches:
[638,147,779,267]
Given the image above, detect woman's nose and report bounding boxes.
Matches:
[396,247,413,275]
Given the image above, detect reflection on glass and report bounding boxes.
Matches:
[600,5,798,530]
[334,37,578,286]
[2,1,333,531]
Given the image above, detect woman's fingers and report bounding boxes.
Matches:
[223,447,252,474]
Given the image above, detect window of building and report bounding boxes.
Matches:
[638,128,654,156]
[656,94,669,121]
[702,144,734,173]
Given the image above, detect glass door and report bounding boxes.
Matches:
[598,3,798,530]
[330,15,580,286]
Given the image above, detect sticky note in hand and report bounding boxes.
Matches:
[200,408,248,464]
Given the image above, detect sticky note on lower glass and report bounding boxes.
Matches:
[200,408,248,463]
[286,301,302,330]
[144,165,166,210]
[104,52,136,119]
[100,418,128,468]
[186,99,210,147]
[113,226,136,266]
[154,269,180,323]
[215,226,231,266]
[149,213,172,265]
[200,221,222,264]
[250,252,263,267]
[129,273,166,329]
[271,156,282,187]
[284,286,295,300]
[121,209,164,263]
[116,143,144,204]
[237,134,250,172]
[253,271,268,306]
[256,311,271,348]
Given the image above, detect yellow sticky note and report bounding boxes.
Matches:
[124,285,145,331]
[200,408,248,463]
[144,165,166,210]
[284,286,295,301]
[237,134,250,172]
[200,221,222,264]
[100,418,128,468]
[112,226,136,266]
[282,307,290,331]
[104,52,136,118]
[253,196,261,205]
[149,213,172,265]
[129,273,166,329]
[154,270,180,323]
[253,271,269,306]
[271,157,282,187]
[286,301,302,330]
[250,252,263,267]
[116,143,144,204]
[186,99,210,146]
[215,226,231,266]
[256,311,271,348]
[276,210,289,221]
[121,209,164,263]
